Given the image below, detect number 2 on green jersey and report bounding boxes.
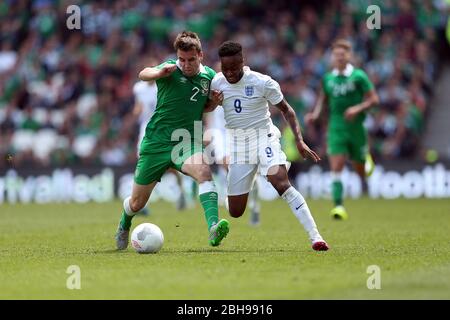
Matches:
[190,87,200,102]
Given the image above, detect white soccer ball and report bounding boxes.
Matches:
[131,223,164,254]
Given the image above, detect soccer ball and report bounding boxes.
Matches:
[131,223,164,254]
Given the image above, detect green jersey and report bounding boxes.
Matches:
[322,64,374,131]
[144,60,216,151]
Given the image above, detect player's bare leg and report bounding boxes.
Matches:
[329,155,348,220]
[227,193,249,218]
[116,182,157,250]
[267,165,328,251]
[182,152,229,246]
[224,159,261,224]
[227,189,261,226]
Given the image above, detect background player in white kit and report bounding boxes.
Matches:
[209,41,329,251]
[132,75,187,211]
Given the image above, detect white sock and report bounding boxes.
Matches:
[281,186,322,242]
[198,181,217,195]
[123,196,138,217]
[330,171,342,182]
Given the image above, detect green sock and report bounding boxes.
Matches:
[120,210,133,230]
[332,180,343,206]
[199,191,219,231]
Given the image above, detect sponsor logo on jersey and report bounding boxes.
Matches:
[245,85,254,97]
[331,81,355,96]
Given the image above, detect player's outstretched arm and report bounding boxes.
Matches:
[304,85,326,125]
[275,99,321,162]
[139,64,177,81]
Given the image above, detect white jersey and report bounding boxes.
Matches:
[133,81,157,153]
[210,69,288,181]
[208,106,226,133]
[210,69,283,131]
[132,81,157,126]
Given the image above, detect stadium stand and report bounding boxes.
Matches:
[0,0,448,169]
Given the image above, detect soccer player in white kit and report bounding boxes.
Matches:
[209,41,329,251]
[205,106,261,226]
[132,79,187,211]
[133,80,157,152]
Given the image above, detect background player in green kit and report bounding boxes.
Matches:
[115,31,229,249]
[305,39,379,220]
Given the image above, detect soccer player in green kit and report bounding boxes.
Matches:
[305,39,379,220]
[115,31,229,249]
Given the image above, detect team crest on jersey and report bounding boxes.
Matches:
[200,79,210,95]
[245,86,254,97]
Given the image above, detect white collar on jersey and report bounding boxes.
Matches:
[331,63,354,77]
[176,59,206,75]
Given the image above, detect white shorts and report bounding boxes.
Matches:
[227,132,288,196]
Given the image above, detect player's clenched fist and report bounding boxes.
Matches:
[204,90,223,112]
[210,90,223,105]
[158,64,177,78]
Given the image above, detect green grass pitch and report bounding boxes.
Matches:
[1,198,449,299]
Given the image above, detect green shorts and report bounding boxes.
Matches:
[327,127,368,163]
[134,137,203,185]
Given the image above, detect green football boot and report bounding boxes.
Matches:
[365,153,375,177]
[208,219,230,247]
[330,205,349,220]
[115,223,130,250]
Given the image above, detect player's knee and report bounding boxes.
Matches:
[270,179,291,195]
[196,165,212,183]
[228,206,245,218]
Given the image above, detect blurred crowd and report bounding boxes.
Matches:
[0,0,448,169]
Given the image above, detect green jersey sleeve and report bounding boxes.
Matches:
[154,60,176,85]
[356,69,374,93]
[155,60,176,70]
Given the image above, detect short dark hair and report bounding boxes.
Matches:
[332,39,352,52]
[218,41,243,58]
[173,31,202,52]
